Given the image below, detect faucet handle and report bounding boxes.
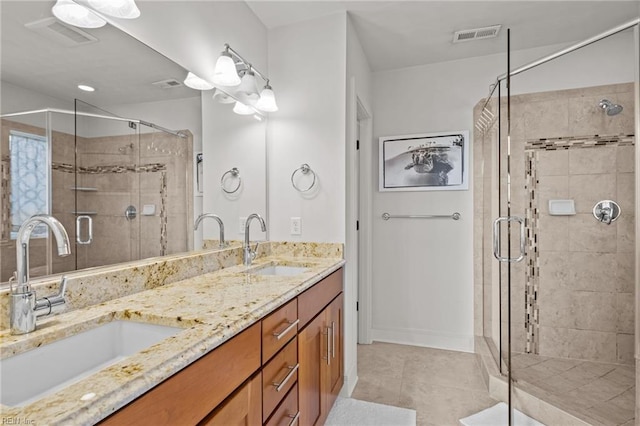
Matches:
[9,272,17,293]
[251,242,260,260]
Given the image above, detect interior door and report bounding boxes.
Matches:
[74,99,141,270]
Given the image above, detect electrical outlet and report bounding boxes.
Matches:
[290,217,301,235]
[239,217,247,234]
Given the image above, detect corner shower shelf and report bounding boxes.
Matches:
[70,187,98,192]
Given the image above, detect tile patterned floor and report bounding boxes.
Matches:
[352,342,498,426]
[511,352,636,426]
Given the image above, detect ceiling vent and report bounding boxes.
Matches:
[25,18,98,47]
[453,25,502,43]
[152,79,184,89]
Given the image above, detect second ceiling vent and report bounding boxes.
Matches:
[453,25,502,43]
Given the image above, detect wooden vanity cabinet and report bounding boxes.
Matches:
[100,267,343,426]
[298,270,344,426]
[99,322,261,426]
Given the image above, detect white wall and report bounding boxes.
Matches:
[370,30,636,352]
[345,15,373,395]
[267,14,347,243]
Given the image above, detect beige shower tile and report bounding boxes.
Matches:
[617,146,635,173]
[539,327,617,363]
[538,215,569,251]
[537,399,592,426]
[603,366,636,388]
[524,98,570,140]
[538,251,569,289]
[536,149,568,176]
[569,146,617,176]
[538,288,575,329]
[568,95,610,136]
[568,214,617,253]
[616,172,635,213]
[616,252,635,293]
[616,293,634,334]
[539,289,616,332]
[537,175,569,207]
[617,333,635,365]
[616,214,635,253]
[567,252,617,292]
[568,173,616,213]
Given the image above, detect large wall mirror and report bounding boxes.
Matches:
[0,1,267,285]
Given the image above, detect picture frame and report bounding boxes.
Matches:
[378,130,469,192]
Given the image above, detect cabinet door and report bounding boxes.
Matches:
[199,372,262,426]
[298,312,327,426]
[326,293,343,409]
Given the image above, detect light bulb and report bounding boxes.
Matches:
[184,72,214,91]
[233,102,254,115]
[212,51,241,86]
[255,84,278,112]
[88,0,140,19]
[52,0,106,28]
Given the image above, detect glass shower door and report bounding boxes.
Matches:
[73,100,141,269]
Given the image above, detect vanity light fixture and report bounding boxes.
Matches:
[184,72,214,91]
[77,84,95,92]
[88,0,140,19]
[255,83,278,112]
[211,44,278,116]
[233,101,255,116]
[52,0,106,28]
[212,46,242,86]
[52,0,140,29]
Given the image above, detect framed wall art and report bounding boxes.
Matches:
[379,130,469,192]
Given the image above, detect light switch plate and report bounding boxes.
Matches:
[290,217,301,235]
[239,217,247,234]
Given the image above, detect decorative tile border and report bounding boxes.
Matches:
[52,162,167,174]
[160,172,167,256]
[523,134,635,354]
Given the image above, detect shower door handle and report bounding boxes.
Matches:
[76,215,93,245]
[492,216,525,262]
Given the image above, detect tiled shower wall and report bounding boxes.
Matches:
[474,82,635,365]
[1,118,192,282]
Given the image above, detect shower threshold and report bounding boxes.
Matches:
[459,402,544,426]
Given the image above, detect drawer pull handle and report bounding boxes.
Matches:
[288,411,301,426]
[326,327,331,366]
[273,363,299,392]
[273,319,300,340]
[331,321,336,358]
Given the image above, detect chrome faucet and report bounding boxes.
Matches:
[194,213,227,248]
[243,213,266,267]
[10,214,71,335]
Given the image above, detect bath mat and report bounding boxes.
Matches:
[325,397,416,426]
[459,402,545,426]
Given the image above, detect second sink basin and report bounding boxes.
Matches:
[252,265,309,276]
[1,320,182,407]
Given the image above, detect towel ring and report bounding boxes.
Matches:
[221,167,241,194]
[291,163,316,192]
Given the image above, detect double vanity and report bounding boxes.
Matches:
[0,242,345,425]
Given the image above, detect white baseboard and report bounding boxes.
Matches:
[371,327,474,353]
[341,362,359,397]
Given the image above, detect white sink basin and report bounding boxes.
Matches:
[252,265,309,276]
[0,320,182,407]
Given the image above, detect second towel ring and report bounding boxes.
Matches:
[291,163,316,192]
[221,167,241,194]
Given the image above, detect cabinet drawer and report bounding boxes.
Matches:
[262,336,298,421]
[199,372,262,426]
[265,383,299,426]
[100,323,261,426]
[298,268,343,328]
[262,299,298,363]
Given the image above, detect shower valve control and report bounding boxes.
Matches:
[592,200,620,225]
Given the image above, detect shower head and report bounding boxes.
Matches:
[599,99,623,116]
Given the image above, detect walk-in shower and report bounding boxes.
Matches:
[0,101,193,283]
[474,17,638,426]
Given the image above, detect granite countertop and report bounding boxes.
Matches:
[0,254,345,425]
